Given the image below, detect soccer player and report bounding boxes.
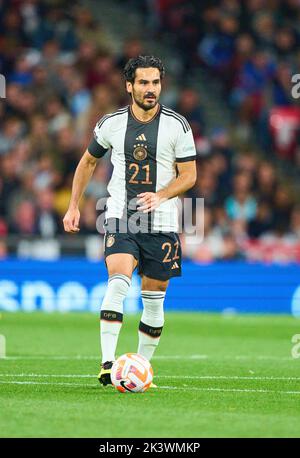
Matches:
[63,55,197,387]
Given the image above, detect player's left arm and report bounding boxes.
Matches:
[137,160,196,213]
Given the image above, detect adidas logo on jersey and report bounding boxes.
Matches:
[136,134,147,141]
[171,261,179,270]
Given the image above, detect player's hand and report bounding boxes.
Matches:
[136,192,166,213]
[63,208,80,233]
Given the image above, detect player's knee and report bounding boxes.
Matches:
[108,267,133,278]
[106,258,132,278]
[141,276,169,291]
[106,254,137,278]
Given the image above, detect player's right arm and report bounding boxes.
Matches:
[63,116,111,233]
[63,150,98,233]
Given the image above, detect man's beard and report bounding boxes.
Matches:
[132,91,158,111]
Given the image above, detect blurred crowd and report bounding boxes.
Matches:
[0,0,300,262]
[152,0,300,161]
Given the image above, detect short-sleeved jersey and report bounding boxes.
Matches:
[88,104,196,232]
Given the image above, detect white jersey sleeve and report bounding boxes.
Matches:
[175,125,197,162]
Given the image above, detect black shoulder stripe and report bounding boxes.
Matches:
[161,108,190,132]
[162,105,189,123]
[97,108,128,127]
[117,106,129,112]
[162,110,188,133]
[96,107,128,130]
[162,107,190,131]
[96,114,110,130]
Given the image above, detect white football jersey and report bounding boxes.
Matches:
[88,104,196,232]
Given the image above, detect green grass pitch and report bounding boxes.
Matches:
[0,311,300,438]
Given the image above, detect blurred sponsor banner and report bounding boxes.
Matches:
[242,240,300,263]
[0,259,139,314]
[0,259,300,316]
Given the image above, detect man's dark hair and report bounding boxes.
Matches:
[123,55,165,83]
